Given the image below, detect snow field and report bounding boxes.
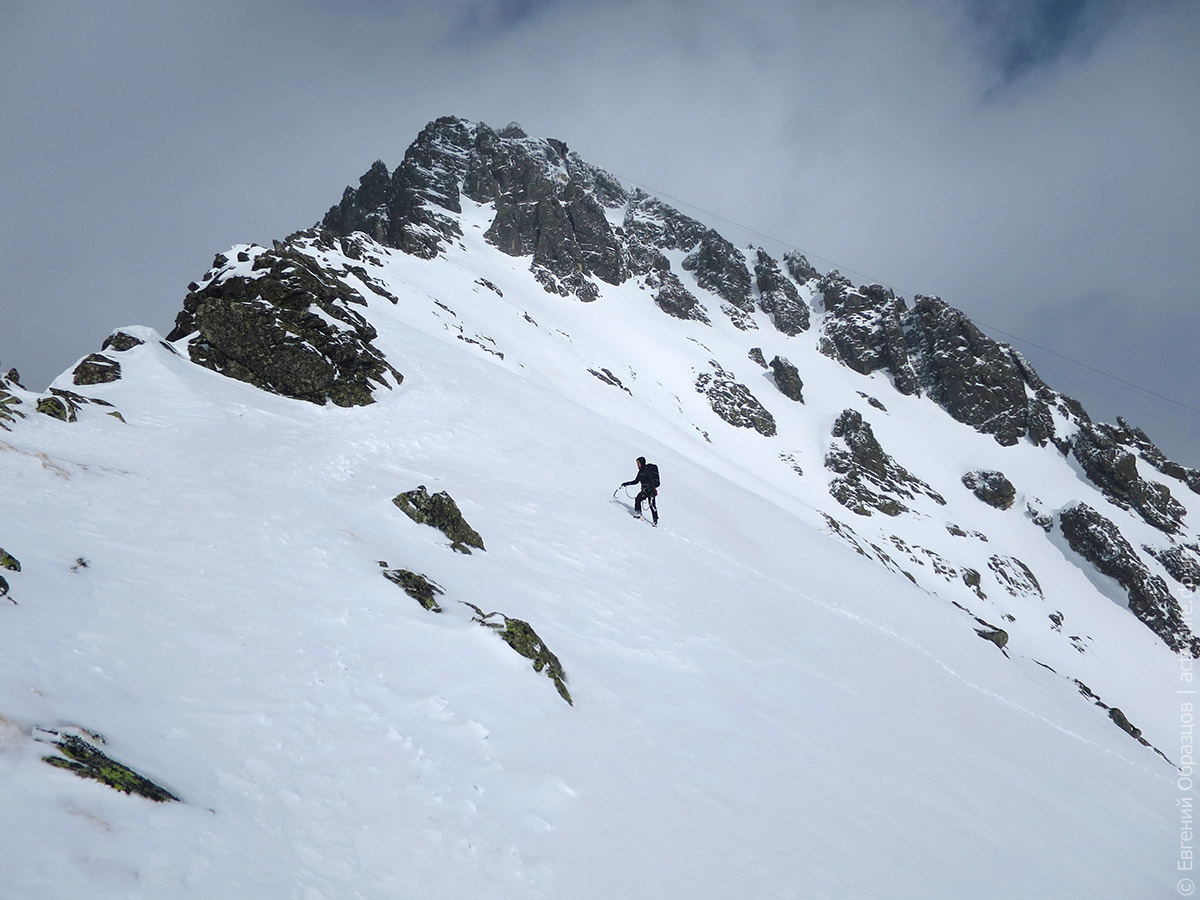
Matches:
[0,197,1190,897]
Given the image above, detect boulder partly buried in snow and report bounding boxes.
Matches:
[464,604,572,705]
[392,486,486,554]
[36,726,179,803]
[962,470,1016,510]
[769,355,804,403]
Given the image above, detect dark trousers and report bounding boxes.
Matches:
[636,488,658,522]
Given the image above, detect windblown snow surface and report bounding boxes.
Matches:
[0,198,1194,898]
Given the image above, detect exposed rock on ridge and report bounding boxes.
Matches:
[1058,503,1198,655]
[166,240,402,407]
[323,117,628,303]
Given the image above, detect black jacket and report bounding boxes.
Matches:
[625,463,660,491]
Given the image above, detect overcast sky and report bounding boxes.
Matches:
[3,0,1198,464]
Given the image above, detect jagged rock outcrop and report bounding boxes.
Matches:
[962,470,1016,510]
[1058,503,1198,655]
[392,486,486,554]
[825,409,945,516]
[816,283,1084,451]
[1144,544,1200,590]
[681,234,755,329]
[323,117,628,302]
[1071,422,1187,534]
[818,276,919,395]
[695,362,776,436]
[783,250,818,285]
[622,190,710,255]
[646,269,710,324]
[166,241,402,407]
[1104,417,1200,497]
[754,249,810,335]
[905,296,1041,447]
[769,355,804,403]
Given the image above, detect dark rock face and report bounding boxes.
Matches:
[1105,417,1200,497]
[818,276,919,396]
[815,281,1089,451]
[71,354,121,386]
[166,241,402,407]
[682,234,754,315]
[647,269,710,324]
[392,486,486,554]
[825,409,945,517]
[322,118,470,259]
[1071,423,1187,534]
[1144,544,1200,590]
[622,191,710,253]
[962,470,1016,509]
[905,297,1034,447]
[768,355,804,403]
[754,249,810,336]
[1058,503,1198,655]
[783,250,818,284]
[324,117,628,302]
[695,362,776,436]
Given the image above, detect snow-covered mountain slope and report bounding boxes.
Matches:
[1,117,1195,898]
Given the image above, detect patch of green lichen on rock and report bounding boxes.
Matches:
[465,604,572,705]
[392,486,485,553]
[973,617,1009,651]
[71,353,122,385]
[382,567,444,612]
[36,396,73,421]
[41,732,179,802]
